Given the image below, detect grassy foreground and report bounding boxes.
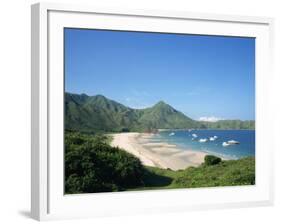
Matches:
[65,131,255,194]
[133,156,255,191]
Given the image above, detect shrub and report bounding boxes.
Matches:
[65,131,145,194]
[204,155,222,166]
[121,128,130,132]
[172,157,255,188]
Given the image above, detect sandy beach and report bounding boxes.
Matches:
[110,132,207,171]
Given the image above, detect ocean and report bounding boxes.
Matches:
[149,130,255,160]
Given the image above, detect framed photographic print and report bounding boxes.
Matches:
[31,2,274,221]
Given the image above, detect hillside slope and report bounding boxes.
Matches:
[65,92,254,132]
[65,92,198,132]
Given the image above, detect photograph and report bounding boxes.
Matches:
[64,28,255,194]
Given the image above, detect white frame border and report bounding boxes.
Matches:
[31,2,274,221]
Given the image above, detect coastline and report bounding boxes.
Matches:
[158,128,255,131]
[110,132,207,171]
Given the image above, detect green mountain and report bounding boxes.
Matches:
[65,93,139,132]
[201,120,255,130]
[65,92,254,133]
[133,101,197,130]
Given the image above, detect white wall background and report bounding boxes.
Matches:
[0,0,280,223]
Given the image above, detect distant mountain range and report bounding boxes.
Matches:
[65,92,255,133]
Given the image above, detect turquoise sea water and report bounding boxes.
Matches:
[150,130,255,160]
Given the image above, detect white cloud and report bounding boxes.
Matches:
[198,116,224,122]
[125,97,131,102]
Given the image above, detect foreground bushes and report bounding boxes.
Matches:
[65,132,145,194]
[172,157,255,188]
[65,131,255,193]
[204,155,222,166]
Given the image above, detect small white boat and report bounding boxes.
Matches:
[169,132,175,136]
[209,135,218,141]
[222,142,230,147]
[227,140,240,145]
[222,140,240,147]
[192,133,198,138]
[199,138,208,143]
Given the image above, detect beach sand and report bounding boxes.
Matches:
[110,132,207,171]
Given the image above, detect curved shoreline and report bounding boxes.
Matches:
[110,132,207,171]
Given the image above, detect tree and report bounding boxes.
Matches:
[65,132,145,194]
[204,155,222,166]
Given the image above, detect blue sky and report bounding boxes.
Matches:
[65,28,255,121]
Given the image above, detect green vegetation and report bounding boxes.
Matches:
[65,92,254,133]
[201,120,255,130]
[204,155,222,166]
[131,156,255,191]
[65,132,255,194]
[172,156,255,188]
[65,132,145,193]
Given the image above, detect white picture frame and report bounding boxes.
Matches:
[31,2,274,221]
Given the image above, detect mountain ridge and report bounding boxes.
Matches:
[65,92,255,133]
